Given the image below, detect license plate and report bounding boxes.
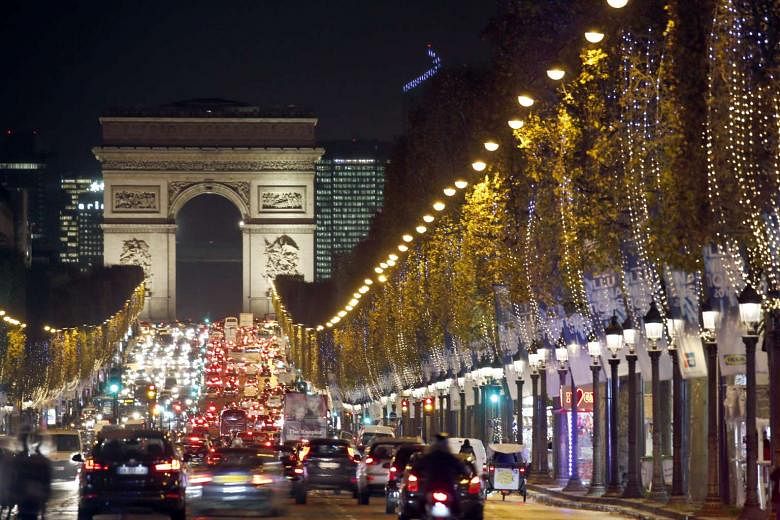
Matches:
[215,475,249,484]
[117,465,148,475]
[320,462,339,469]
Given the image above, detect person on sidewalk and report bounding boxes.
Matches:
[13,432,52,520]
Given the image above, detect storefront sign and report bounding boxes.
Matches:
[560,387,594,412]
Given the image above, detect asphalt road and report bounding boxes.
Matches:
[48,481,630,519]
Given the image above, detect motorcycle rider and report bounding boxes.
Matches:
[411,433,467,514]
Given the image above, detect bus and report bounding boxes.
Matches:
[220,408,248,437]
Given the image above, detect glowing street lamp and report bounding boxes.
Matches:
[364,278,373,285]
[359,285,369,294]
[517,95,535,107]
[443,187,457,197]
[374,267,384,274]
[422,214,435,223]
[585,31,605,43]
[398,244,409,252]
[402,234,414,243]
[415,225,427,234]
[546,68,565,81]
[432,201,446,211]
[472,160,487,172]
[388,253,399,261]
[508,119,524,130]
[484,141,499,152]
[454,180,468,189]
[607,0,629,8]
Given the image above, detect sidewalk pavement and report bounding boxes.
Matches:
[526,482,743,519]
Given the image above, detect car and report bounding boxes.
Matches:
[357,425,395,450]
[42,429,83,481]
[397,453,484,520]
[356,437,422,505]
[294,438,359,504]
[77,429,185,520]
[191,447,289,515]
[384,443,425,514]
[182,434,212,465]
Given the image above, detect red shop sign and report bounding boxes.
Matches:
[560,387,594,413]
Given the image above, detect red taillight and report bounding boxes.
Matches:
[468,475,481,495]
[264,441,272,447]
[389,466,397,474]
[519,466,526,475]
[84,459,107,472]
[154,459,181,471]
[432,491,448,502]
[364,457,374,464]
[407,473,419,493]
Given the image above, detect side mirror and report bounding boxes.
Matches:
[72,453,84,463]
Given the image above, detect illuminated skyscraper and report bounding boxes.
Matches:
[315,141,388,280]
[59,177,104,269]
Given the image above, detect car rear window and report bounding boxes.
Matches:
[394,445,424,468]
[215,449,274,467]
[52,434,80,452]
[95,436,172,461]
[309,443,349,458]
[361,432,392,445]
[369,443,398,459]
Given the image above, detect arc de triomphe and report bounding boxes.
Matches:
[94,100,323,320]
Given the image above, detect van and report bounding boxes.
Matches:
[357,425,395,448]
[446,437,487,474]
[41,429,83,481]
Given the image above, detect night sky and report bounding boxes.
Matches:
[2,1,496,171]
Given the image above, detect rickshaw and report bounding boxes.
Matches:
[486,443,527,502]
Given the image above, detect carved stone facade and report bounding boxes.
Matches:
[96,108,323,320]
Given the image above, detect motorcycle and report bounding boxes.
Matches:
[424,488,458,519]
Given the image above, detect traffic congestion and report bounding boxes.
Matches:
[4,317,630,519]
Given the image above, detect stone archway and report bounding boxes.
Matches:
[96,103,323,321]
[174,192,243,320]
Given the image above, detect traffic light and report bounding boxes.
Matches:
[423,397,434,415]
[146,384,157,401]
[107,367,122,396]
[401,399,409,414]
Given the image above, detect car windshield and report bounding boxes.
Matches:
[369,443,397,460]
[53,434,80,452]
[361,432,392,446]
[309,443,349,458]
[95,435,171,461]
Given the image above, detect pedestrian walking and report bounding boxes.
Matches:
[14,432,52,520]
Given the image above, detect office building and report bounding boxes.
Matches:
[315,141,388,280]
[0,130,57,262]
[59,177,103,269]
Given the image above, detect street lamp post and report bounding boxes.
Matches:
[665,310,688,502]
[512,352,526,445]
[537,348,551,482]
[622,314,644,499]
[560,344,585,492]
[699,298,722,512]
[587,336,606,496]
[737,284,763,520]
[644,301,669,502]
[555,358,569,488]
[457,370,467,437]
[529,353,541,476]
[604,316,624,496]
